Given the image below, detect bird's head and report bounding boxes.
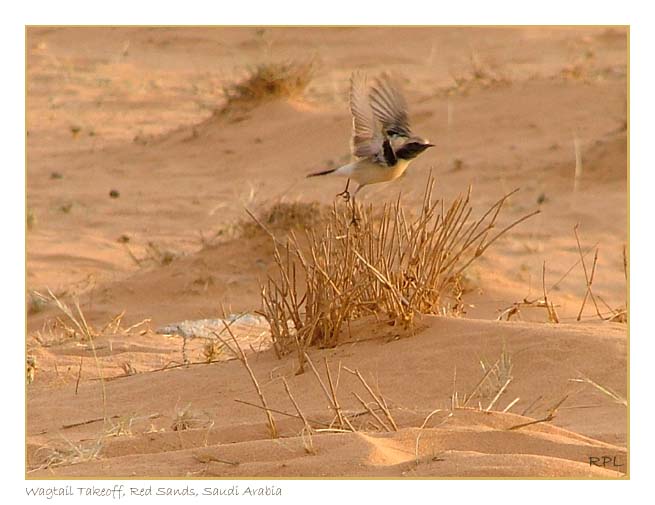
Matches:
[395,138,435,160]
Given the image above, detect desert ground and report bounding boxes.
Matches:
[26,26,627,478]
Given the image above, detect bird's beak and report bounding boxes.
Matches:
[424,143,435,148]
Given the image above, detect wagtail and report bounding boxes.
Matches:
[307,72,434,204]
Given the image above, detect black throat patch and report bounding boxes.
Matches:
[395,142,430,160]
[382,139,397,166]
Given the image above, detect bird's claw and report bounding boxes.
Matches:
[336,189,351,202]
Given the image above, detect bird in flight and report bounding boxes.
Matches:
[307,72,434,205]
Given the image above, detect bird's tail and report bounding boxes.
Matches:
[306,167,337,178]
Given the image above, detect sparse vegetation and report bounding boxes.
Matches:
[59,202,74,214]
[26,207,36,230]
[33,437,104,471]
[104,414,137,437]
[145,241,177,266]
[235,355,398,439]
[262,201,326,230]
[38,290,150,344]
[201,339,225,363]
[120,361,138,376]
[196,201,330,250]
[260,176,538,369]
[569,374,627,407]
[241,201,327,238]
[123,241,179,267]
[219,60,316,112]
[26,355,37,384]
[447,48,510,95]
[213,319,278,438]
[446,346,518,413]
[478,346,514,410]
[171,404,213,432]
[27,290,49,315]
[497,225,627,323]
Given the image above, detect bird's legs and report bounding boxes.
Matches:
[349,184,364,226]
[336,178,351,202]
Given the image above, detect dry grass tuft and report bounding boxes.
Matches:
[121,240,179,268]
[479,347,514,408]
[26,355,37,384]
[260,176,538,368]
[452,346,517,412]
[241,201,328,238]
[264,201,326,229]
[213,316,278,438]
[560,48,597,82]
[33,438,104,471]
[201,339,226,363]
[27,290,50,315]
[27,207,36,230]
[32,291,151,346]
[120,361,138,376]
[145,241,177,266]
[573,225,627,323]
[569,374,627,407]
[235,356,398,440]
[171,404,213,432]
[104,414,137,437]
[199,201,329,249]
[447,49,510,95]
[220,60,316,112]
[30,289,150,347]
[500,226,627,323]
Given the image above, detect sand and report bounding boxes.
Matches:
[26,26,627,478]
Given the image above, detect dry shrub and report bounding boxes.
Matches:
[144,241,177,266]
[220,60,316,111]
[104,414,137,437]
[202,201,329,248]
[570,374,627,407]
[261,176,538,367]
[265,201,326,229]
[32,291,150,345]
[560,48,597,83]
[33,438,104,470]
[26,355,37,384]
[123,241,179,268]
[573,226,627,323]
[27,207,36,230]
[27,290,49,315]
[447,49,510,95]
[236,355,398,440]
[497,227,627,324]
[241,201,328,238]
[171,404,213,432]
[201,339,225,363]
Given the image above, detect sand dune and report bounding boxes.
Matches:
[27,316,627,477]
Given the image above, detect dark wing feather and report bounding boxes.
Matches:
[369,73,412,138]
[349,73,384,159]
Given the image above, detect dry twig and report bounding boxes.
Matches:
[213,320,278,438]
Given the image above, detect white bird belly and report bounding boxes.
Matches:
[334,159,412,185]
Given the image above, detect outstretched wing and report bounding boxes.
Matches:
[369,73,412,139]
[349,73,384,159]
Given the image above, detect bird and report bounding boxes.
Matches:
[307,72,434,205]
